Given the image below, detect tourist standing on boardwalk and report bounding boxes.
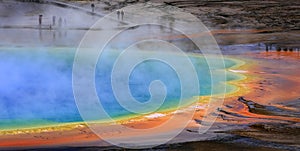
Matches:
[39,14,43,26]
[58,17,62,28]
[117,10,120,20]
[52,16,56,26]
[121,10,124,21]
[64,18,67,26]
[91,3,95,13]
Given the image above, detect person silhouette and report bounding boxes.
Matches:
[52,16,56,26]
[120,10,124,21]
[117,10,120,20]
[39,14,43,26]
[58,17,62,28]
[91,3,95,13]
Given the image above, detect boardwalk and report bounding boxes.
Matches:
[45,0,132,26]
[45,0,105,17]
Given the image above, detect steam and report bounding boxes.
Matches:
[0,1,100,48]
[0,48,81,126]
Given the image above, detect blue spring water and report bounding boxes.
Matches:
[0,47,240,130]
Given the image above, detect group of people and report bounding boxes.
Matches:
[38,14,66,30]
[39,3,124,28]
[117,9,125,21]
[91,3,125,21]
[52,16,66,28]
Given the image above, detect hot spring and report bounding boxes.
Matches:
[0,47,243,130]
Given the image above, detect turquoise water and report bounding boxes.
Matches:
[0,47,240,130]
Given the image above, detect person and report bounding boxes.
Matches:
[64,18,67,26]
[91,3,95,13]
[58,17,62,28]
[39,14,43,26]
[117,9,120,20]
[120,10,124,21]
[52,16,56,26]
[265,43,269,52]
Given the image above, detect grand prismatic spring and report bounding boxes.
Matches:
[0,47,243,130]
[0,0,299,150]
